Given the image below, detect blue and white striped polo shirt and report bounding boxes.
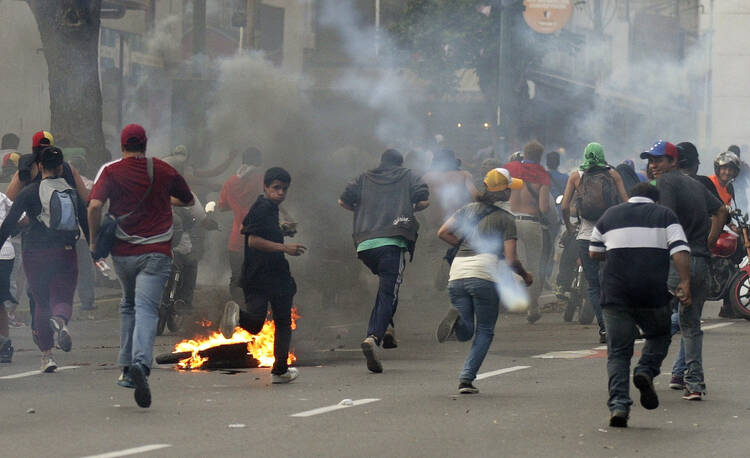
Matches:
[590,197,689,308]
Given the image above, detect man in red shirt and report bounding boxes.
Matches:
[88,124,193,408]
[218,147,263,304]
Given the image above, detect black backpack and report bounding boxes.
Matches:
[577,167,619,221]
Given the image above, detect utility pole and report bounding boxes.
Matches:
[244,0,257,50]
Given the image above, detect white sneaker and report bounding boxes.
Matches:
[41,354,58,373]
[219,301,240,339]
[272,367,298,384]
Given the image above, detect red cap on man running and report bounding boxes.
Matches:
[121,124,147,149]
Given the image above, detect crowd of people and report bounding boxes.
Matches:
[0,126,746,425]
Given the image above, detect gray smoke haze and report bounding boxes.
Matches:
[319,0,425,148]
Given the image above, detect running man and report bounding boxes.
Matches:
[435,168,533,394]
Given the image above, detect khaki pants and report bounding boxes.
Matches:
[514,219,543,316]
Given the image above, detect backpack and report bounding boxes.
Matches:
[577,167,618,221]
[38,177,80,242]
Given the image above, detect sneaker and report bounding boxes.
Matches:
[272,367,299,384]
[682,390,703,401]
[669,375,685,390]
[436,308,460,343]
[458,382,479,394]
[361,336,383,373]
[599,330,607,344]
[7,313,24,328]
[554,285,568,300]
[527,311,542,324]
[633,372,659,410]
[382,328,398,349]
[219,301,240,339]
[41,354,58,373]
[129,363,151,408]
[0,339,13,363]
[609,410,629,428]
[49,316,72,352]
[117,368,135,389]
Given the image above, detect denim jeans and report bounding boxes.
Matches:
[113,253,172,371]
[577,240,604,332]
[448,278,500,383]
[358,246,405,343]
[603,304,671,414]
[670,300,686,377]
[668,256,709,393]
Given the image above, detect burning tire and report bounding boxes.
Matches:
[729,271,750,321]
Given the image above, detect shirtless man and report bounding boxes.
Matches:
[561,142,628,342]
[503,140,551,323]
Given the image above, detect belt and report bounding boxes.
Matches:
[514,215,539,222]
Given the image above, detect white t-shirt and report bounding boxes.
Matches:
[449,253,500,283]
[0,193,15,259]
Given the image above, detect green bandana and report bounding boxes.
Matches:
[580,142,607,171]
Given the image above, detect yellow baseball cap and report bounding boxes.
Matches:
[484,167,523,192]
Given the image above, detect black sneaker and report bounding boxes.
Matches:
[436,308,459,343]
[599,330,607,344]
[609,410,628,428]
[633,372,659,410]
[527,312,542,324]
[458,382,479,394]
[129,363,151,408]
[382,328,398,349]
[361,336,383,373]
[0,339,13,363]
[49,316,72,352]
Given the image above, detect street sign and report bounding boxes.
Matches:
[523,0,573,34]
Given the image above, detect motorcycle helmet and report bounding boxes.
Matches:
[714,151,741,176]
[712,231,738,258]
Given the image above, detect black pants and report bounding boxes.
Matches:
[239,291,294,375]
[358,245,405,344]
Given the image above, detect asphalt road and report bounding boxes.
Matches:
[2,297,749,458]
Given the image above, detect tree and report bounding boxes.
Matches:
[26,0,107,168]
[390,0,542,150]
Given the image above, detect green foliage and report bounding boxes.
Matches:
[389,0,500,96]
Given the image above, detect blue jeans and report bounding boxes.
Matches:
[358,246,406,343]
[670,300,686,377]
[668,256,709,393]
[113,253,172,371]
[448,278,500,383]
[577,240,604,332]
[602,305,671,414]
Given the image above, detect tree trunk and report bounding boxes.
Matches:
[26,0,107,169]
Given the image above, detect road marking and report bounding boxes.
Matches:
[290,398,380,417]
[702,322,734,331]
[81,444,172,458]
[543,323,735,358]
[475,365,531,380]
[0,365,80,380]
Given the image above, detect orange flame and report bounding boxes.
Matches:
[174,307,299,369]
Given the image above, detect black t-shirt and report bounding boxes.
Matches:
[656,170,722,258]
[241,195,295,294]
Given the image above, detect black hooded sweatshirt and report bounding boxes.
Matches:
[340,165,429,255]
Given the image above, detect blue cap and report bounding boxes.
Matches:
[640,141,678,161]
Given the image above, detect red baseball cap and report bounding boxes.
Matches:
[121,124,147,149]
[32,131,54,148]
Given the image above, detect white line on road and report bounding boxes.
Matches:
[80,444,172,458]
[475,365,531,380]
[290,398,380,417]
[702,322,735,331]
[0,365,80,380]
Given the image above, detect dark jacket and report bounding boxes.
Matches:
[340,165,429,255]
